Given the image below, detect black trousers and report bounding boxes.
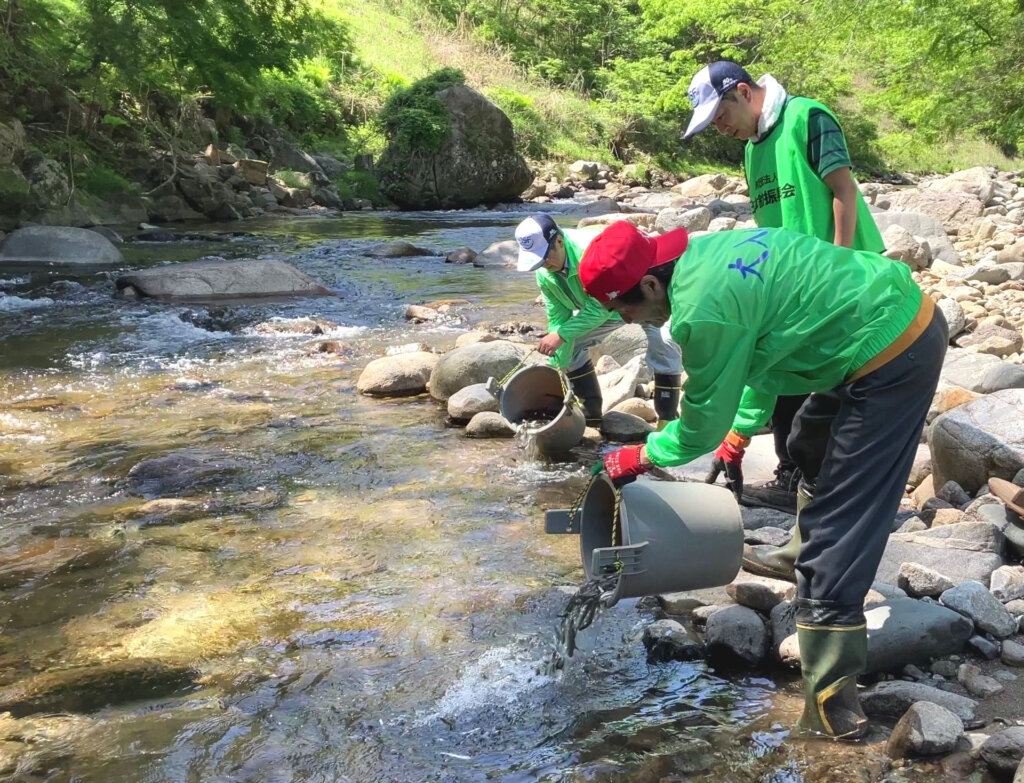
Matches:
[771,393,810,473]
[789,311,948,626]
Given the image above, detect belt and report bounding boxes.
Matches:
[846,293,935,383]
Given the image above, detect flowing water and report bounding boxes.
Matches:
[0,208,907,782]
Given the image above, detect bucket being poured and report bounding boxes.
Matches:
[567,475,743,608]
[490,364,585,456]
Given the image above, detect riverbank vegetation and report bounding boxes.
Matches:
[0,0,1020,205]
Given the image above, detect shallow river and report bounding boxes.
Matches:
[0,208,934,782]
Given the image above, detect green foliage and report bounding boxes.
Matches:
[333,171,385,205]
[379,67,464,151]
[77,163,135,195]
[274,169,311,188]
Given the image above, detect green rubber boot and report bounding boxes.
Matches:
[795,621,869,740]
[740,483,812,583]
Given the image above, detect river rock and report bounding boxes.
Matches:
[704,605,768,666]
[357,352,438,397]
[592,324,647,368]
[883,223,932,270]
[872,210,961,265]
[599,410,652,443]
[982,363,1024,394]
[931,166,996,203]
[1002,639,1024,666]
[0,659,198,717]
[610,397,656,422]
[930,389,1024,494]
[941,580,1018,637]
[940,350,1001,392]
[898,562,956,597]
[464,411,514,438]
[446,382,498,421]
[726,573,795,614]
[654,206,712,233]
[998,240,1024,264]
[886,701,965,759]
[672,173,730,199]
[378,84,531,209]
[127,448,244,497]
[116,259,332,300]
[745,526,791,547]
[991,566,1024,602]
[642,619,703,663]
[958,663,1004,696]
[876,523,1005,587]
[428,340,527,402]
[937,480,972,508]
[889,189,985,233]
[0,537,121,590]
[577,213,656,230]
[980,728,1024,777]
[475,239,519,267]
[936,298,967,338]
[445,246,478,264]
[0,226,123,267]
[364,240,434,258]
[860,681,978,722]
[598,355,643,412]
[956,323,1024,357]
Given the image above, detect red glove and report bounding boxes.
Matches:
[596,444,649,486]
[704,435,747,501]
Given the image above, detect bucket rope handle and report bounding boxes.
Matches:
[495,349,579,409]
[568,474,625,572]
[495,348,537,388]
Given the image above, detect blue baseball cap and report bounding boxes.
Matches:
[683,61,754,139]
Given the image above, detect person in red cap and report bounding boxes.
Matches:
[580,220,946,740]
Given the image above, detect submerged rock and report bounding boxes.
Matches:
[127,449,244,497]
[116,259,333,300]
[0,537,121,590]
[0,226,122,267]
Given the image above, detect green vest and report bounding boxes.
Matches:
[744,97,884,253]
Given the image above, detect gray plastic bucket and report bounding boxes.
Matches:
[579,475,743,607]
[494,364,585,456]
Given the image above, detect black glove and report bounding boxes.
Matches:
[704,439,744,501]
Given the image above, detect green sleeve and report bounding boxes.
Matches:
[538,273,577,370]
[553,295,616,343]
[731,386,776,436]
[645,320,758,467]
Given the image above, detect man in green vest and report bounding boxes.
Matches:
[683,61,885,582]
[580,221,946,739]
[514,214,683,428]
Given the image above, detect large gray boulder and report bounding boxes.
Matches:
[887,189,985,234]
[875,522,1006,587]
[115,259,332,300]
[940,350,1001,392]
[357,352,439,397]
[428,340,527,402]
[872,210,961,265]
[0,226,122,267]
[704,605,768,665]
[860,681,978,723]
[929,167,995,205]
[930,389,1024,494]
[378,85,532,209]
[940,580,1018,637]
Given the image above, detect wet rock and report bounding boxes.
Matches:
[598,355,643,413]
[930,388,1024,494]
[357,352,438,397]
[0,225,122,267]
[446,383,498,422]
[726,573,795,614]
[445,246,478,265]
[980,727,1024,778]
[860,681,978,722]
[958,663,1003,696]
[464,411,514,438]
[405,304,441,322]
[127,449,244,497]
[886,701,964,758]
[1002,639,1024,666]
[769,600,797,659]
[991,566,1024,602]
[253,317,337,335]
[642,619,703,663]
[454,331,496,348]
[898,562,956,597]
[89,226,123,244]
[610,397,656,422]
[116,258,332,300]
[129,498,206,527]
[739,506,796,532]
[364,240,434,258]
[0,660,198,717]
[657,586,732,614]
[941,581,1017,637]
[0,537,121,589]
[704,605,768,666]
[599,410,651,443]
[428,340,527,402]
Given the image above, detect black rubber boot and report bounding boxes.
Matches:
[740,480,812,583]
[567,361,603,426]
[653,373,682,427]
[795,602,869,740]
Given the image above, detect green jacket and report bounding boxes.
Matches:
[535,227,616,369]
[644,227,923,467]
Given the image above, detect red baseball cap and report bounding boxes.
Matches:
[579,222,689,302]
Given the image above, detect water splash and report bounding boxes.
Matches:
[0,295,54,311]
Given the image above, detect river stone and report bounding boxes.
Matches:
[876,525,1005,587]
[0,537,121,590]
[980,728,1024,777]
[599,410,652,443]
[887,701,964,759]
[474,239,519,267]
[357,352,438,397]
[672,173,729,199]
[577,213,656,230]
[860,681,978,722]
[778,598,973,672]
[726,573,795,614]
[364,240,434,258]
[939,350,1001,392]
[959,663,1004,696]
[610,397,656,422]
[931,167,995,204]
[898,562,956,597]
[998,240,1024,264]
[0,225,123,267]
[941,581,1018,637]
[1002,639,1024,667]
[991,566,1024,602]
[446,383,498,421]
[654,206,712,233]
[769,600,797,658]
[956,323,1024,357]
[592,324,647,368]
[0,660,198,717]
[704,605,768,666]
[428,340,526,402]
[936,298,967,338]
[889,189,985,233]
[657,585,732,614]
[930,389,1024,494]
[982,363,1024,394]
[127,449,244,497]
[744,526,791,547]
[627,191,692,211]
[445,246,478,265]
[872,210,962,265]
[116,258,332,300]
[464,411,514,438]
[378,84,531,209]
[642,619,703,663]
[454,331,496,348]
[598,355,643,413]
[883,224,932,270]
